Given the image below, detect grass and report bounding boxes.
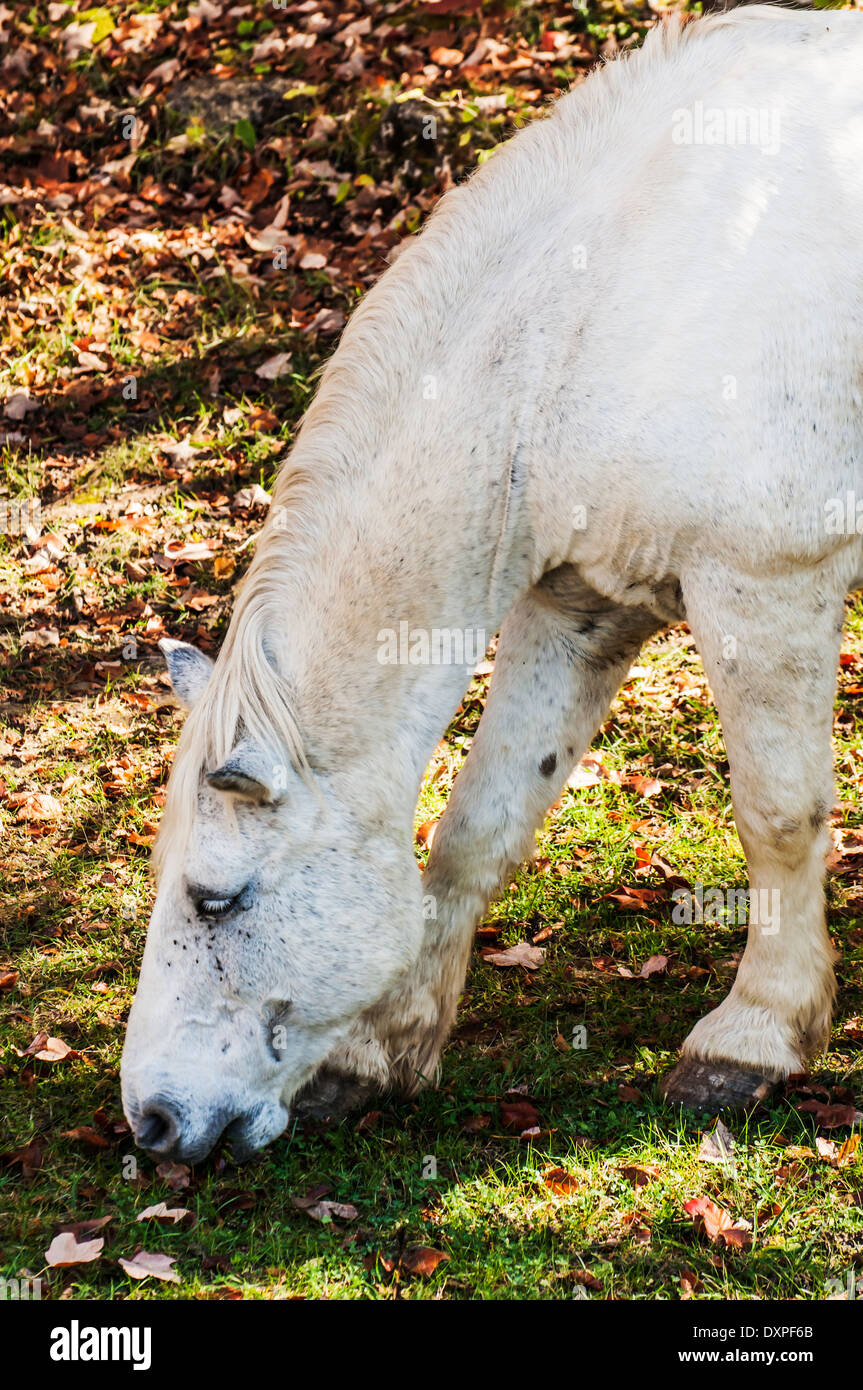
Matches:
[1,0,861,1303]
[2,619,862,1300]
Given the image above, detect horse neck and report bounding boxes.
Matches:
[249,392,538,815]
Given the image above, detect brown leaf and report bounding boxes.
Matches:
[25,1032,76,1063]
[402,1245,449,1277]
[683,1196,752,1251]
[290,1182,331,1210]
[620,1163,660,1190]
[118,1249,180,1283]
[213,553,236,580]
[567,756,616,790]
[500,1099,540,1131]
[300,1200,359,1224]
[11,792,62,823]
[4,1139,45,1179]
[602,886,666,911]
[430,46,464,65]
[638,954,668,978]
[627,775,663,798]
[137,1202,194,1227]
[482,940,545,970]
[679,1268,704,1298]
[795,1098,857,1129]
[415,818,438,849]
[617,1084,643,1103]
[155,1160,191,1191]
[461,1112,491,1134]
[45,1232,104,1267]
[255,352,292,381]
[836,1134,861,1167]
[698,1118,736,1167]
[60,1126,110,1150]
[543,1166,579,1195]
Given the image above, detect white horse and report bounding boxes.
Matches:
[121,7,863,1161]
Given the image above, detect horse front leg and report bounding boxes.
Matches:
[378,570,660,1096]
[663,563,845,1111]
[295,571,658,1120]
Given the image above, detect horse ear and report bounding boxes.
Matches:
[159,638,214,709]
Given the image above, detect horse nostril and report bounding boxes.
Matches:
[136,1102,181,1154]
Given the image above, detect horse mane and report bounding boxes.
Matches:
[152,471,332,879]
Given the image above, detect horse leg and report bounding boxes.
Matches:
[295,569,659,1120]
[662,564,844,1111]
[385,571,661,1089]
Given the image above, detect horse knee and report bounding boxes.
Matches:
[737,793,830,867]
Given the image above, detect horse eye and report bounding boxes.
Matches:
[188,881,253,919]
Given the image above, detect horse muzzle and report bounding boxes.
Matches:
[125,1089,289,1163]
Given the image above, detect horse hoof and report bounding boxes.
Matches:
[660,1057,780,1113]
[292,1068,379,1125]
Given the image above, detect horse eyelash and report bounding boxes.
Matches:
[200,898,234,917]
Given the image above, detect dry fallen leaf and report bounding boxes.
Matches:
[296,1199,359,1224]
[795,1098,857,1129]
[638,953,668,978]
[118,1249,180,1283]
[836,1134,861,1167]
[213,554,236,580]
[543,1166,579,1196]
[567,757,607,789]
[816,1134,860,1167]
[155,1161,191,1191]
[628,775,663,798]
[232,483,271,511]
[162,541,220,565]
[698,1118,736,1169]
[24,1032,75,1062]
[3,1139,45,1179]
[482,941,545,970]
[620,1163,661,1190]
[10,792,63,823]
[60,1126,110,1150]
[4,389,40,421]
[158,437,202,464]
[415,818,438,849]
[683,1196,752,1251]
[45,1232,104,1267]
[255,351,292,380]
[500,1098,540,1131]
[55,1215,113,1241]
[602,886,666,911]
[402,1246,449,1277]
[137,1202,194,1227]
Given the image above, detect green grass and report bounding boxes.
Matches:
[2,620,862,1300]
[1,0,861,1303]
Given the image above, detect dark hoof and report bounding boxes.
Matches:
[661,1058,780,1113]
[292,1068,380,1125]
